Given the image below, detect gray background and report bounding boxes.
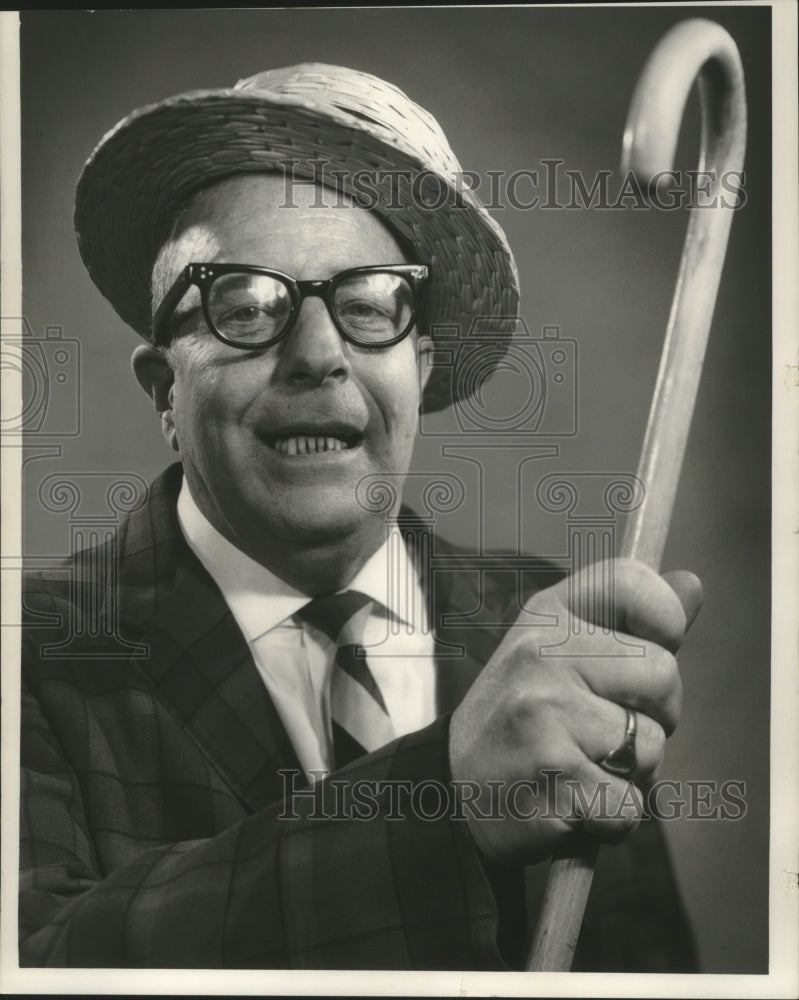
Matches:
[18,6,771,973]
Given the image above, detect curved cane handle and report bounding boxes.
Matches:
[527,19,746,972]
[620,17,747,567]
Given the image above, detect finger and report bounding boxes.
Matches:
[571,701,666,783]
[661,569,703,631]
[565,760,644,845]
[553,558,693,653]
[562,635,682,734]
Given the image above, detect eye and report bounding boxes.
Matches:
[224,304,268,324]
[339,299,390,320]
[208,273,293,341]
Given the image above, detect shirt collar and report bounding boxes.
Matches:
[177,478,425,643]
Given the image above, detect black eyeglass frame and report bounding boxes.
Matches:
[152,262,430,350]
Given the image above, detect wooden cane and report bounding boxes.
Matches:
[526,18,747,971]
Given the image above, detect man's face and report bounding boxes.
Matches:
[149,174,433,558]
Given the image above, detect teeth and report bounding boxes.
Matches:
[271,435,351,455]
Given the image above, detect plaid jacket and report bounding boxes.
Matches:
[20,463,697,970]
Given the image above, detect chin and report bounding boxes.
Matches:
[255,494,380,548]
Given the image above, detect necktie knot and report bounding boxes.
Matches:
[297,590,374,646]
[296,590,393,768]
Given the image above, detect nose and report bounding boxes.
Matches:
[274,296,351,388]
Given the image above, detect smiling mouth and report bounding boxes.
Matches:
[265,433,362,456]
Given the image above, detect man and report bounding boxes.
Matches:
[20,63,701,970]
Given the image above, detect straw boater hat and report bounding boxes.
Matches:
[74,63,520,413]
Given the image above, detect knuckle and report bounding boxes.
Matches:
[616,556,649,590]
[651,652,682,733]
[651,648,679,695]
[665,674,684,733]
[603,812,642,845]
[502,689,538,740]
[585,792,642,844]
[647,722,667,764]
[503,686,560,745]
[505,628,546,669]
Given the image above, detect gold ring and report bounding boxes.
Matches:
[600,708,638,777]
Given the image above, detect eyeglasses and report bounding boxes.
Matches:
[152,263,430,349]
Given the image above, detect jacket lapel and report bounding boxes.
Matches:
[432,563,523,714]
[119,465,302,813]
[400,511,564,715]
[399,513,516,715]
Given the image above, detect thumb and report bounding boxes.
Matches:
[662,570,703,631]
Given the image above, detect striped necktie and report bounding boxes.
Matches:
[297,591,395,768]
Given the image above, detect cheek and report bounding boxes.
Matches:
[375,345,424,431]
[169,353,232,449]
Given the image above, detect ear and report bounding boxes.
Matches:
[415,334,435,395]
[131,345,179,452]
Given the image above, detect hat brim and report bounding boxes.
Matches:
[75,87,520,413]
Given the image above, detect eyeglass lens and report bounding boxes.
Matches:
[206,271,415,345]
[207,273,293,345]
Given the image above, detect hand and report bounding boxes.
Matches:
[448,558,702,866]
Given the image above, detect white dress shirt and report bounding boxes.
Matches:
[177,482,437,781]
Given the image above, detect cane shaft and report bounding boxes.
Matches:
[526,843,597,972]
[526,19,746,972]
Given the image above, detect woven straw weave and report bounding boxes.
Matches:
[75,63,520,413]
